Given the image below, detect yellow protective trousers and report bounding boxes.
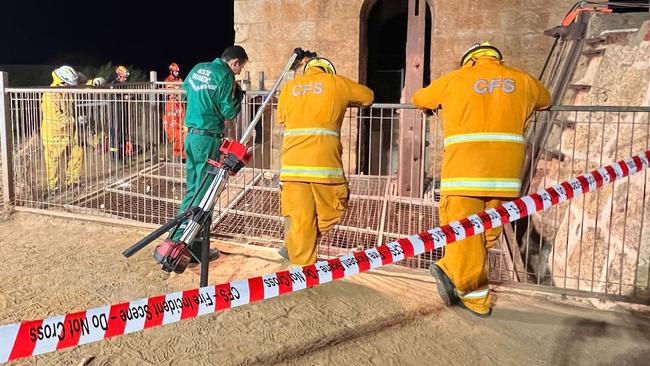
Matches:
[43,144,84,190]
[280,182,349,266]
[436,195,503,314]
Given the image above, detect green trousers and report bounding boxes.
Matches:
[170,134,221,255]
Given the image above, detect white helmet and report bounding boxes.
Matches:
[52,65,79,86]
[91,77,106,87]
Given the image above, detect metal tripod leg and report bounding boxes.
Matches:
[199,215,212,287]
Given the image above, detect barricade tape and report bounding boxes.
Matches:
[1,150,649,363]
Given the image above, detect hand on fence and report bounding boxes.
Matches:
[92,77,106,87]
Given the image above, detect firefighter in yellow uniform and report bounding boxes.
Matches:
[41,66,84,193]
[277,57,374,266]
[412,42,551,316]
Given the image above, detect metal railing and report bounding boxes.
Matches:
[1,83,649,300]
[510,105,650,299]
[5,86,186,223]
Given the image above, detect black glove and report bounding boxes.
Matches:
[291,48,318,70]
[233,81,244,102]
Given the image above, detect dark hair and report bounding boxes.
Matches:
[221,45,249,63]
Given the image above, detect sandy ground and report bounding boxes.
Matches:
[1,212,650,366]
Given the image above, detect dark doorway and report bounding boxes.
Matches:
[365,0,408,103]
[358,0,407,175]
[358,0,431,176]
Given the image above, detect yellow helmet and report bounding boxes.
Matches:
[51,65,79,86]
[304,57,336,75]
[460,41,502,67]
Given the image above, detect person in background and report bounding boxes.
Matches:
[41,65,84,195]
[107,65,132,161]
[74,72,106,153]
[163,62,186,159]
[412,41,551,317]
[162,46,248,264]
[276,56,374,266]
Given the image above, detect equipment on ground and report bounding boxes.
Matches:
[123,47,316,286]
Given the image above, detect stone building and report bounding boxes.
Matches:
[235,0,575,91]
[234,0,576,195]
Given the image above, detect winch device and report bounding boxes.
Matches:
[123,48,316,286]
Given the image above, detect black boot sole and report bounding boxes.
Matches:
[430,263,459,306]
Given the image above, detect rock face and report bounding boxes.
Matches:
[531,14,650,296]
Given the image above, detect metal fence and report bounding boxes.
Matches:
[1,82,649,300]
[5,86,186,223]
[510,106,650,300]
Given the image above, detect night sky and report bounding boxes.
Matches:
[0,0,234,80]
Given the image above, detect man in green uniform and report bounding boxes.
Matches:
[169,45,248,262]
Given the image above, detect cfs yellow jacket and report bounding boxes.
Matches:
[412,57,551,197]
[277,68,374,183]
[41,91,75,146]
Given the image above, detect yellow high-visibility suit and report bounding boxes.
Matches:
[41,90,83,190]
[277,67,374,265]
[412,57,551,314]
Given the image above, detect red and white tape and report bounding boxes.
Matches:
[1,150,648,363]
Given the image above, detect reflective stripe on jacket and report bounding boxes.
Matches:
[41,91,75,146]
[277,68,374,184]
[412,57,551,197]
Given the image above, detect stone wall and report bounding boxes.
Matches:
[234,0,363,87]
[430,0,575,78]
[234,0,575,87]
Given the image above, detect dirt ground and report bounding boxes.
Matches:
[1,212,650,366]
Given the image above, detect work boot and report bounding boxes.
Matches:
[456,286,493,318]
[278,246,289,261]
[47,187,59,197]
[189,248,221,264]
[458,300,492,318]
[429,263,459,306]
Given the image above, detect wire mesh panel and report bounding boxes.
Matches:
[214,212,284,241]
[77,191,179,225]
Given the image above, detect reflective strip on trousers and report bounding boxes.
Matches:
[283,128,339,137]
[444,132,524,146]
[458,287,490,300]
[440,178,521,193]
[280,165,344,179]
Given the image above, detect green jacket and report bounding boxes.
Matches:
[182,58,242,134]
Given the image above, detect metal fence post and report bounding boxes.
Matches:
[258,71,265,91]
[0,71,14,208]
[148,71,158,156]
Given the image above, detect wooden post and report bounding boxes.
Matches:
[398,0,426,197]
